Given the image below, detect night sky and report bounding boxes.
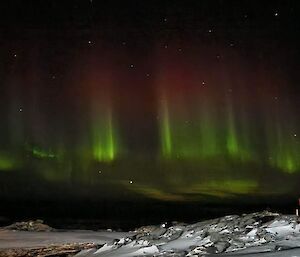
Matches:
[0,0,300,222]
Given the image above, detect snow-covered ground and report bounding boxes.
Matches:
[74,211,300,257]
[0,229,130,249]
[2,211,300,257]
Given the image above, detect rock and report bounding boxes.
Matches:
[74,211,300,257]
[206,246,218,254]
[4,219,54,232]
[244,218,256,226]
[209,232,221,243]
[264,233,276,242]
[0,242,96,257]
[214,241,230,253]
[150,227,167,239]
[134,225,157,234]
[168,230,183,241]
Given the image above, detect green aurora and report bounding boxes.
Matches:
[91,109,118,162]
[1,38,299,203]
[158,97,300,173]
[155,51,300,176]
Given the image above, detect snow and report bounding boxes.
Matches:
[2,211,300,257]
[73,211,300,257]
[0,229,130,248]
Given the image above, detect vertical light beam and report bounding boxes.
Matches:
[92,108,118,162]
[160,97,172,158]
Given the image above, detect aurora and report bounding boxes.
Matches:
[0,0,299,206]
[154,47,299,176]
[91,109,118,162]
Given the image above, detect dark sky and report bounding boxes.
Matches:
[0,0,300,217]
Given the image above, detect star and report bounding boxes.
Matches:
[146,73,150,77]
[98,170,102,174]
[294,134,297,137]
[274,12,279,17]
[208,29,212,33]
[88,40,92,44]
[129,180,133,184]
[130,64,134,68]
[163,17,167,22]
[202,81,206,86]
[19,107,23,112]
[13,54,17,58]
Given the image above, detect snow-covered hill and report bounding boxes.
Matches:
[75,211,300,257]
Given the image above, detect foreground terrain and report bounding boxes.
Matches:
[1,211,300,256]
